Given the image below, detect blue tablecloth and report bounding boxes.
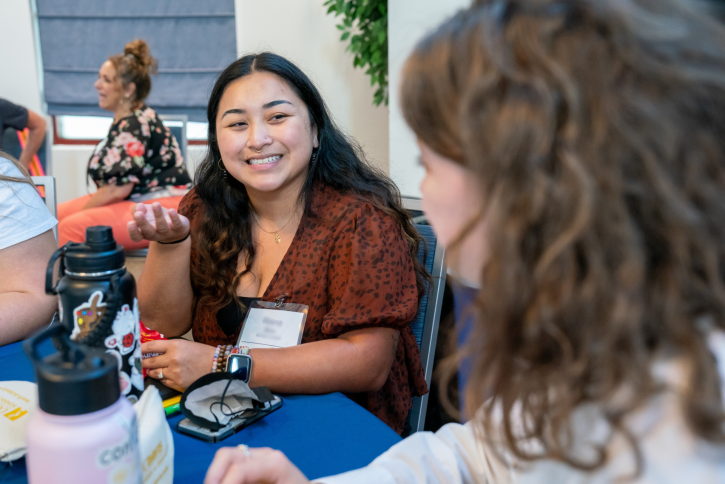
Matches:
[0,341,401,483]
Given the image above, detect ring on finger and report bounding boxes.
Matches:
[237,444,251,460]
[158,370,164,380]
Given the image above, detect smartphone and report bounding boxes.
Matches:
[177,395,283,442]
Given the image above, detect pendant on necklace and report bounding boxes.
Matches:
[275,233,282,244]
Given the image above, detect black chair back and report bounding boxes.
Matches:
[402,197,447,436]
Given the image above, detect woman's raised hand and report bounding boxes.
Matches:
[127,202,190,243]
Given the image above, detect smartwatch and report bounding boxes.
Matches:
[226,348,252,383]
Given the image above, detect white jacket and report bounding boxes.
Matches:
[319,333,725,483]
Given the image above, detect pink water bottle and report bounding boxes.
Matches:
[23,325,142,484]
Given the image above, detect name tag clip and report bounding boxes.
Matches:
[274,293,289,308]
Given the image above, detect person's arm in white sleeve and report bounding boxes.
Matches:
[0,230,58,345]
[204,422,494,484]
[316,422,492,484]
[0,157,59,345]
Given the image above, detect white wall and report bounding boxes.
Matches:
[0,0,42,113]
[52,145,95,203]
[388,0,470,198]
[234,0,389,172]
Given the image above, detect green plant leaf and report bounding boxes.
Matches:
[324,0,388,106]
[371,50,381,65]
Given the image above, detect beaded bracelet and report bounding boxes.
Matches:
[213,345,225,373]
[230,346,249,356]
[211,345,222,373]
[212,344,233,373]
[213,345,250,373]
[218,345,233,373]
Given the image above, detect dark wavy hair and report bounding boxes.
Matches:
[191,52,428,319]
[402,0,725,473]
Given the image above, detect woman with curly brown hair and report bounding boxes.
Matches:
[203,0,725,482]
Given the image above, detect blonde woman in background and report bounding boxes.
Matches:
[203,0,725,482]
[57,39,191,249]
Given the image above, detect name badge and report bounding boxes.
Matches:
[236,299,308,350]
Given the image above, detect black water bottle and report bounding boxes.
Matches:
[46,226,144,402]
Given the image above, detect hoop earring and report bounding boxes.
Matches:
[217,158,227,180]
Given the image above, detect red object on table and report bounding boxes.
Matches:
[140,321,166,378]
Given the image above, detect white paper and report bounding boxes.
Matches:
[0,381,38,462]
[237,308,305,349]
[133,386,174,484]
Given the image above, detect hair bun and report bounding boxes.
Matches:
[124,39,158,75]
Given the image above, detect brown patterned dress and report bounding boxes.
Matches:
[178,183,429,433]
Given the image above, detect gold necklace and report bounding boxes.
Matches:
[252,210,297,244]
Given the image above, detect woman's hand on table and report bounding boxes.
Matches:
[128,202,190,243]
[142,339,216,392]
[205,447,309,484]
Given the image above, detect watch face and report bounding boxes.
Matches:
[228,355,251,382]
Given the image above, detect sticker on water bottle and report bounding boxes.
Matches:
[71,290,108,340]
[104,302,139,356]
[103,299,144,399]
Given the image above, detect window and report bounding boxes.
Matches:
[53,115,208,145]
[34,0,236,122]
[56,115,112,142]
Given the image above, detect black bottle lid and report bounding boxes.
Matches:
[65,226,125,274]
[25,326,121,415]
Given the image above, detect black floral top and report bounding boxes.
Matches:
[87,105,192,196]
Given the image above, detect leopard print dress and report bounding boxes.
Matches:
[179,183,428,434]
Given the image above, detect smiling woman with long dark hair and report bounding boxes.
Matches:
[128,52,428,433]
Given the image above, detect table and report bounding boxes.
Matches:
[0,341,402,483]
